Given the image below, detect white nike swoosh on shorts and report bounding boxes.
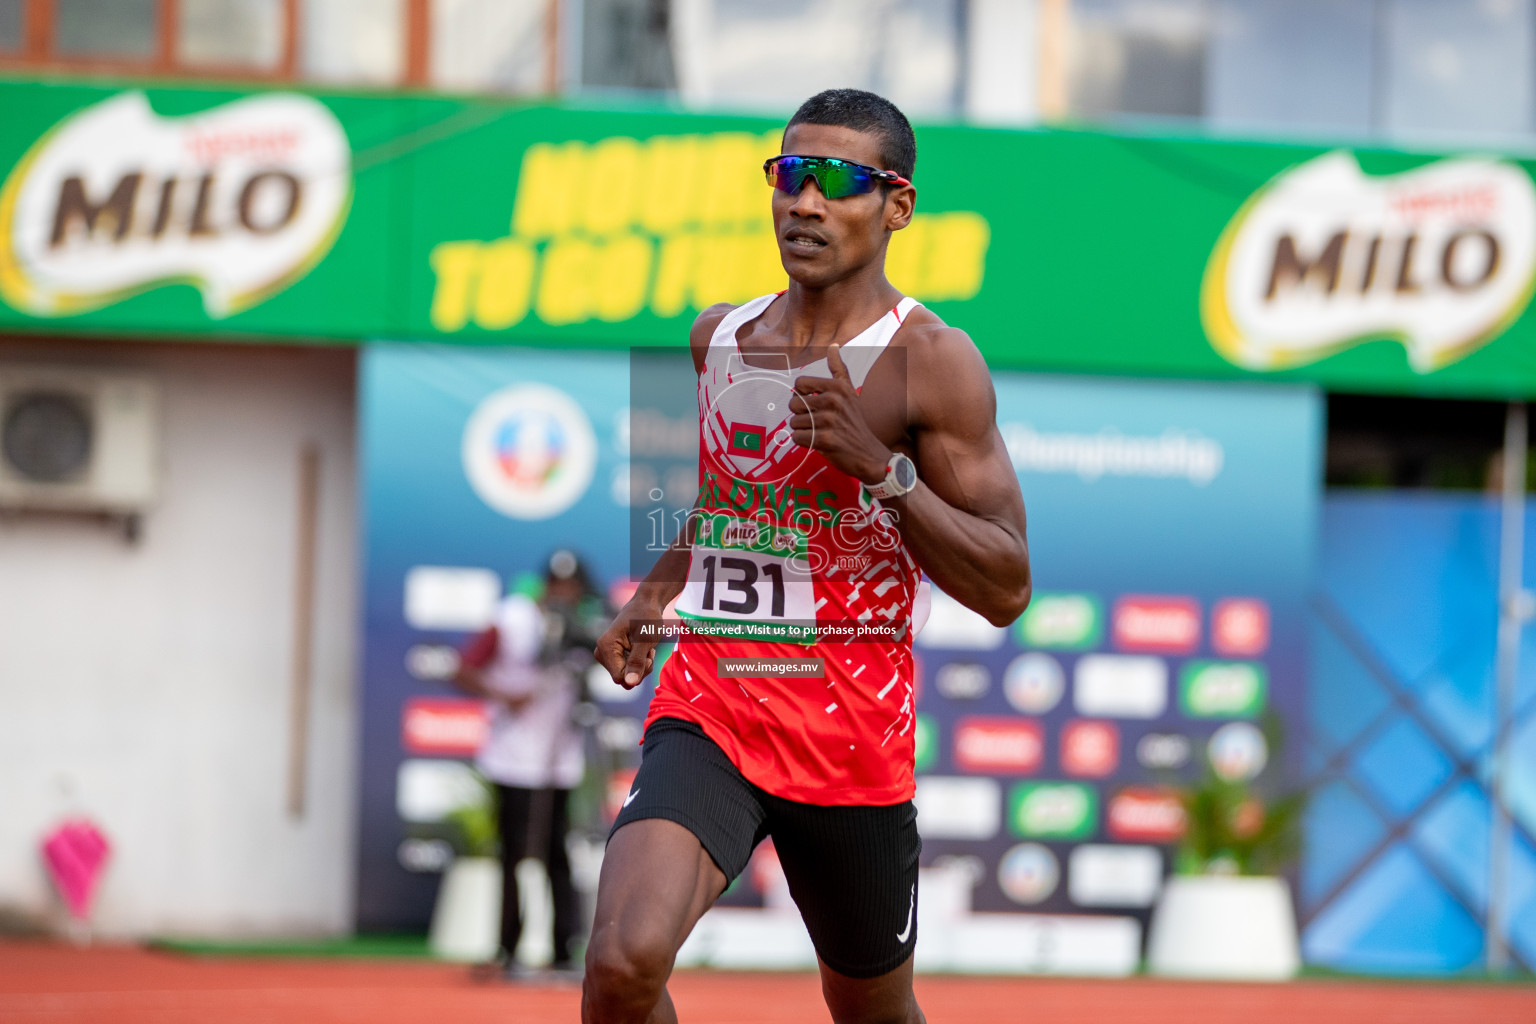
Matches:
[623,789,640,808]
[895,884,915,943]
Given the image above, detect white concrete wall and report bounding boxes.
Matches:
[0,338,358,939]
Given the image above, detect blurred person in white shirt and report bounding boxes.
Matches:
[454,549,608,979]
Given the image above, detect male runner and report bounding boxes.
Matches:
[586,89,1031,1024]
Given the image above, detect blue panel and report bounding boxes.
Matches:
[1307,492,1536,973]
[1304,741,1328,777]
[1353,716,1454,819]
[1308,613,1391,757]
[1304,844,1484,974]
[1410,782,1489,914]
[1506,712,1536,841]
[1317,494,1498,689]
[1504,832,1536,967]
[1301,780,1387,910]
[1417,669,1493,765]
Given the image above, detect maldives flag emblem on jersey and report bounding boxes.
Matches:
[727,422,767,458]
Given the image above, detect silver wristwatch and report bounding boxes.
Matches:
[865,452,918,499]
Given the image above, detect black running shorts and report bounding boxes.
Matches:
[609,716,921,979]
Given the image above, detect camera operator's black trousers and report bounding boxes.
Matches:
[494,784,579,965]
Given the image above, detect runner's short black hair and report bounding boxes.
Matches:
[784,89,916,182]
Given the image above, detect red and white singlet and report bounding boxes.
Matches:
[644,292,929,805]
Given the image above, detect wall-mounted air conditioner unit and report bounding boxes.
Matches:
[0,365,161,524]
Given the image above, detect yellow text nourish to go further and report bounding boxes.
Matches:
[428,130,991,333]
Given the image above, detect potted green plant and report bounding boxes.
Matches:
[1147,717,1305,979]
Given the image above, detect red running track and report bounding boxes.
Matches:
[2,940,1533,1023]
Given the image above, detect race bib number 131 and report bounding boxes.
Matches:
[673,547,816,643]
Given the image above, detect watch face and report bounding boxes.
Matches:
[893,454,918,489]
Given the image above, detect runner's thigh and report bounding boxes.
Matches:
[767,795,921,980]
[594,719,769,956]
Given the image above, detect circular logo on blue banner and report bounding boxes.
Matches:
[1003,652,1065,713]
[462,383,597,519]
[1208,721,1268,781]
[997,842,1059,904]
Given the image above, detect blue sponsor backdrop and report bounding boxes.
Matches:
[913,374,1321,919]
[358,343,635,929]
[356,342,1323,934]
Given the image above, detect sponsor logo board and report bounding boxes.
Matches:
[914,713,938,773]
[1003,652,1065,713]
[955,717,1044,774]
[1017,592,1102,649]
[936,661,990,700]
[1106,787,1187,843]
[1111,596,1200,653]
[1209,721,1269,781]
[1060,719,1120,777]
[1180,661,1266,717]
[915,587,1007,650]
[462,383,598,519]
[403,565,501,631]
[401,697,488,756]
[1202,151,1536,373]
[997,843,1060,904]
[915,776,1002,840]
[1212,598,1270,657]
[396,759,486,824]
[0,91,351,318]
[1136,732,1192,770]
[1074,655,1168,718]
[1008,782,1098,840]
[595,715,644,750]
[1068,845,1163,908]
[404,644,461,681]
[397,837,454,873]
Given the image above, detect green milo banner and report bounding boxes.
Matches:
[3,75,1536,398]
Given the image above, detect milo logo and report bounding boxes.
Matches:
[1180,661,1266,718]
[1008,782,1097,839]
[1202,151,1536,373]
[1016,592,1102,650]
[0,91,350,317]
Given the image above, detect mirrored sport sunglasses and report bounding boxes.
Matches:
[763,154,912,199]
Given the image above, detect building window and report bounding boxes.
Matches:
[1067,0,1209,120]
[1379,0,1534,145]
[677,0,963,117]
[179,0,287,70]
[431,0,551,94]
[580,0,676,92]
[0,0,23,52]
[303,0,405,84]
[1204,0,1375,138]
[54,0,159,60]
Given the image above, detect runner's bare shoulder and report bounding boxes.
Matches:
[689,303,737,374]
[893,306,995,426]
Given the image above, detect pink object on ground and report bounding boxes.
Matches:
[41,820,110,920]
